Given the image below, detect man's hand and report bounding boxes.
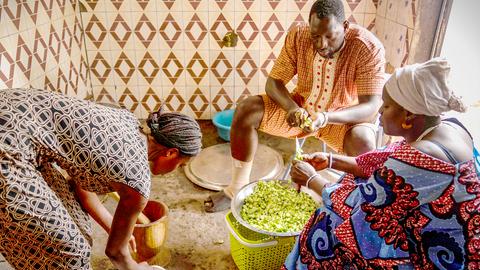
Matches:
[287,108,314,132]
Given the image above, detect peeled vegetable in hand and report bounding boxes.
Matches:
[240,180,317,233]
[295,146,303,161]
[296,111,313,130]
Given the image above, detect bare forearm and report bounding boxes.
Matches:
[106,204,139,269]
[106,182,148,269]
[330,154,367,178]
[265,77,298,112]
[75,186,113,233]
[327,95,381,124]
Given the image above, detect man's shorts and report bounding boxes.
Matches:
[258,94,377,153]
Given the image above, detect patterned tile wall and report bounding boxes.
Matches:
[84,0,379,119]
[373,0,417,73]
[0,1,91,99]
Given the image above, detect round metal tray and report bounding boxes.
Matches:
[230,179,318,237]
[184,143,284,191]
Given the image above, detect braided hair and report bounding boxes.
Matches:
[147,107,202,156]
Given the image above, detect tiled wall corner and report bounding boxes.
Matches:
[0,1,91,99]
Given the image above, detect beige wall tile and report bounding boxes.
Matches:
[385,0,399,22]
[211,86,235,113]
[184,49,210,86]
[183,11,210,51]
[208,11,235,50]
[234,11,261,50]
[209,50,235,86]
[376,0,388,17]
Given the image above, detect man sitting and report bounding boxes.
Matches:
[205,0,386,212]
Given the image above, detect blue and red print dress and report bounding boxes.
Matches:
[283,140,480,270]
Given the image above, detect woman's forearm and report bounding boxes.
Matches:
[75,185,113,233]
[106,182,148,270]
[331,154,367,178]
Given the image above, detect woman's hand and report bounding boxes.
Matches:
[290,160,318,187]
[302,152,329,171]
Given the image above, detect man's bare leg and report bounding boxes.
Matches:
[204,96,265,212]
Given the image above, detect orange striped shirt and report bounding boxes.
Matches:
[269,24,386,111]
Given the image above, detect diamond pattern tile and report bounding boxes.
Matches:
[85,0,98,10]
[4,2,22,30]
[109,15,131,49]
[56,67,68,93]
[268,0,281,9]
[188,88,209,118]
[85,14,107,49]
[215,0,228,9]
[49,24,61,63]
[236,88,252,105]
[90,53,112,84]
[210,14,234,47]
[33,30,48,71]
[162,52,184,84]
[162,0,175,9]
[262,14,284,49]
[237,14,259,48]
[212,88,234,112]
[141,87,162,112]
[159,14,182,48]
[95,87,117,104]
[138,52,160,84]
[346,0,361,12]
[119,87,139,112]
[68,63,79,94]
[186,52,208,84]
[111,0,124,10]
[211,52,233,84]
[135,14,156,48]
[294,0,308,10]
[165,88,186,112]
[136,0,149,10]
[0,0,394,120]
[40,0,54,18]
[260,52,276,78]
[241,0,254,9]
[23,1,40,25]
[15,36,33,80]
[185,14,208,49]
[0,43,15,86]
[188,0,201,10]
[236,52,258,84]
[114,52,135,84]
[289,14,306,31]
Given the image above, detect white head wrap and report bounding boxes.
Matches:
[385,57,467,116]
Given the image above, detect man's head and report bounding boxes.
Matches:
[309,0,348,58]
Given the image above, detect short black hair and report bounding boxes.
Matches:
[309,0,345,22]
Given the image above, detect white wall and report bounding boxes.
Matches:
[440,0,480,142]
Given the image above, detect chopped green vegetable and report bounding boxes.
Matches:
[240,180,318,233]
[295,147,303,161]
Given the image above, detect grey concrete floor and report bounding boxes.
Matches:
[0,120,326,270]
